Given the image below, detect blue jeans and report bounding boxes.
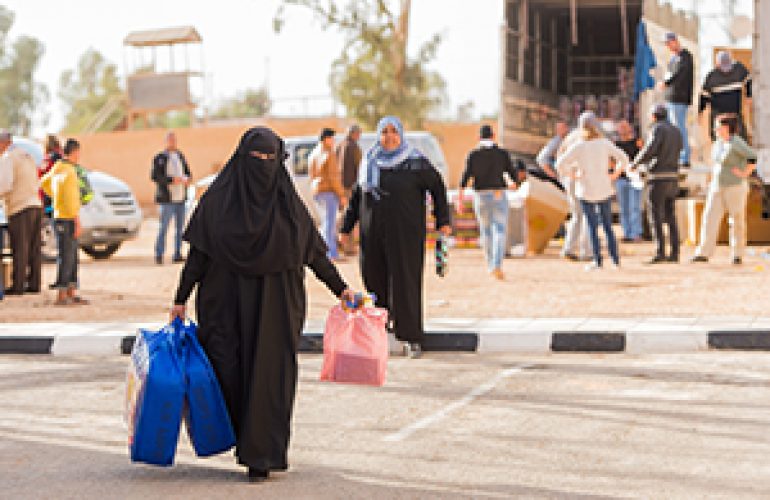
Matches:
[616,177,643,239]
[155,202,186,260]
[314,191,339,259]
[53,219,79,290]
[667,102,690,165]
[474,191,509,271]
[580,199,619,267]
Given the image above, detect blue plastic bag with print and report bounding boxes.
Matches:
[125,323,186,466]
[177,319,236,457]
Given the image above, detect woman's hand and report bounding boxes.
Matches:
[170,304,186,322]
[339,288,356,307]
[439,225,452,236]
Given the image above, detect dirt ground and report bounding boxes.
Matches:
[2,218,770,323]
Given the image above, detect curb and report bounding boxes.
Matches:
[2,328,770,356]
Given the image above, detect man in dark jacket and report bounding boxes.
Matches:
[658,32,694,167]
[699,51,752,140]
[630,104,683,264]
[151,131,191,264]
[459,125,517,280]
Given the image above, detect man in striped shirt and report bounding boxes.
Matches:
[699,51,752,140]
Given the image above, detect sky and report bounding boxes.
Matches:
[1,0,755,136]
[3,0,503,135]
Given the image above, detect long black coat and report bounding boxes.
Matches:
[341,157,450,344]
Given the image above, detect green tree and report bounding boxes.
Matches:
[275,0,445,129]
[0,6,48,135]
[212,87,271,119]
[59,49,124,133]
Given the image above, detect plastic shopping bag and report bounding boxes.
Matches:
[177,319,236,457]
[125,324,186,466]
[320,304,389,386]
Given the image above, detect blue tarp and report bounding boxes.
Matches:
[634,21,657,101]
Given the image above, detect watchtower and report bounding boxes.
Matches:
[123,26,204,127]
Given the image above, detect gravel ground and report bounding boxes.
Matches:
[2,352,770,499]
[2,219,770,323]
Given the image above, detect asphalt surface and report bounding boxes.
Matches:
[2,352,770,499]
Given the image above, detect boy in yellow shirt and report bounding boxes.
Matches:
[40,139,88,305]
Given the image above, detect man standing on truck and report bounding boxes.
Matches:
[151,131,191,265]
[630,104,683,264]
[658,32,694,168]
[699,51,752,141]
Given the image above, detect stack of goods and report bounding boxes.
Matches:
[425,194,481,249]
[557,67,640,127]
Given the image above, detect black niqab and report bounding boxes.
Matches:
[184,127,324,276]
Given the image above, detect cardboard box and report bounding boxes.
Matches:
[511,178,569,254]
[684,185,770,245]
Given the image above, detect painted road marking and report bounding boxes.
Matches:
[382,364,531,442]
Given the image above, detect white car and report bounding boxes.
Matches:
[9,137,143,260]
[191,131,449,222]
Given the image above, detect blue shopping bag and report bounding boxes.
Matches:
[175,319,236,457]
[125,324,186,466]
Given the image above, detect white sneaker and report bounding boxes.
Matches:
[609,262,621,271]
[584,262,602,272]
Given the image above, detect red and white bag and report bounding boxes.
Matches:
[320,305,389,386]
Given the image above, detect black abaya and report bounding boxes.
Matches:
[341,157,450,344]
[174,127,348,471]
[175,243,345,470]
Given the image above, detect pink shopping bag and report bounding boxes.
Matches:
[320,304,389,386]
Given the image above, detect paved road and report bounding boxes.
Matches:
[2,352,770,499]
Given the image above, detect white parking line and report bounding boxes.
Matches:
[382,364,531,442]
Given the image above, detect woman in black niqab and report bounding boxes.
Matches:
[172,127,353,482]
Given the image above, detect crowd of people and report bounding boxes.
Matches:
[0,133,90,305]
[467,31,757,272]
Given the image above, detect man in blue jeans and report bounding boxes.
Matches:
[151,132,191,265]
[459,125,518,280]
[658,32,694,167]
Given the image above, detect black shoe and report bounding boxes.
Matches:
[621,237,634,243]
[248,468,269,483]
[562,253,579,262]
[24,287,40,294]
[690,256,709,263]
[667,255,679,263]
[172,256,186,263]
[4,289,24,296]
[154,256,163,265]
[733,257,743,265]
[646,256,667,265]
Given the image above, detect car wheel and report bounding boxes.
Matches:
[41,218,58,262]
[81,242,122,260]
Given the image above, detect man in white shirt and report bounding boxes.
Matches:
[150,131,191,265]
[0,131,43,294]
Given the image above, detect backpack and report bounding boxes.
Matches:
[75,164,94,205]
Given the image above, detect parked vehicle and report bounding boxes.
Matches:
[191,131,450,222]
[10,137,143,261]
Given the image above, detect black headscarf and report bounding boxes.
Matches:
[183,127,324,276]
